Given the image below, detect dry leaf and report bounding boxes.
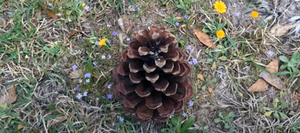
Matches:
[208,87,213,93]
[17,124,24,130]
[0,85,17,105]
[193,28,215,49]
[197,73,205,81]
[44,8,57,19]
[262,73,285,90]
[248,59,279,92]
[265,58,279,73]
[270,22,300,36]
[68,30,81,39]
[248,79,269,92]
[68,69,82,79]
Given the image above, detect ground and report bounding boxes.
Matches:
[1,0,300,132]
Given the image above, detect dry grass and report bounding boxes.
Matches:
[0,0,300,132]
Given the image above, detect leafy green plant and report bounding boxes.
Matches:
[263,92,288,120]
[161,116,195,133]
[161,0,195,14]
[279,52,300,78]
[263,98,288,120]
[214,111,235,132]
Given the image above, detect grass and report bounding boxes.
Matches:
[1,0,300,132]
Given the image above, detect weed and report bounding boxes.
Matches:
[279,52,300,80]
[214,111,235,132]
[263,92,288,120]
[161,116,195,133]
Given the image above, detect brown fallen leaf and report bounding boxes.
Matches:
[248,59,279,92]
[197,73,205,81]
[44,8,57,19]
[270,22,300,36]
[265,58,279,73]
[68,69,82,79]
[0,85,17,105]
[17,124,24,130]
[193,28,215,49]
[262,73,285,90]
[68,30,81,39]
[208,87,213,93]
[248,79,270,92]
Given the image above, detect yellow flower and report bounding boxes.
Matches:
[25,55,29,59]
[251,11,259,18]
[81,3,86,7]
[216,29,225,39]
[99,39,107,47]
[213,1,227,14]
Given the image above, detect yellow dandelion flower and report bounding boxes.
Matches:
[81,3,86,7]
[216,29,225,39]
[25,55,29,59]
[213,1,227,14]
[20,0,25,2]
[251,11,259,18]
[99,39,107,47]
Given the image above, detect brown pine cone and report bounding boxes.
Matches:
[112,25,193,123]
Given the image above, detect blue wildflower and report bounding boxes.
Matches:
[84,73,91,78]
[184,14,188,19]
[76,93,83,99]
[107,94,113,99]
[188,100,194,107]
[112,31,117,36]
[72,65,78,71]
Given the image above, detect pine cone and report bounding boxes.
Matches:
[112,25,193,123]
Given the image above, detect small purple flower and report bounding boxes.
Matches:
[260,72,265,78]
[107,94,113,99]
[107,40,111,44]
[175,22,180,26]
[182,112,187,117]
[118,116,124,122]
[163,21,167,24]
[86,79,90,83]
[188,100,194,107]
[266,51,274,57]
[189,58,198,65]
[83,91,88,97]
[108,55,112,59]
[274,13,279,18]
[93,61,97,66]
[186,45,191,50]
[112,31,117,36]
[79,79,82,83]
[184,14,188,19]
[94,41,99,46]
[107,83,112,89]
[73,84,80,91]
[84,73,91,78]
[134,26,137,29]
[101,55,106,59]
[84,5,90,11]
[76,93,83,99]
[126,38,130,41]
[234,12,241,17]
[48,3,52,6]
[119,23,124,26]
[72,65,78,71]
[152,131,158,133]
